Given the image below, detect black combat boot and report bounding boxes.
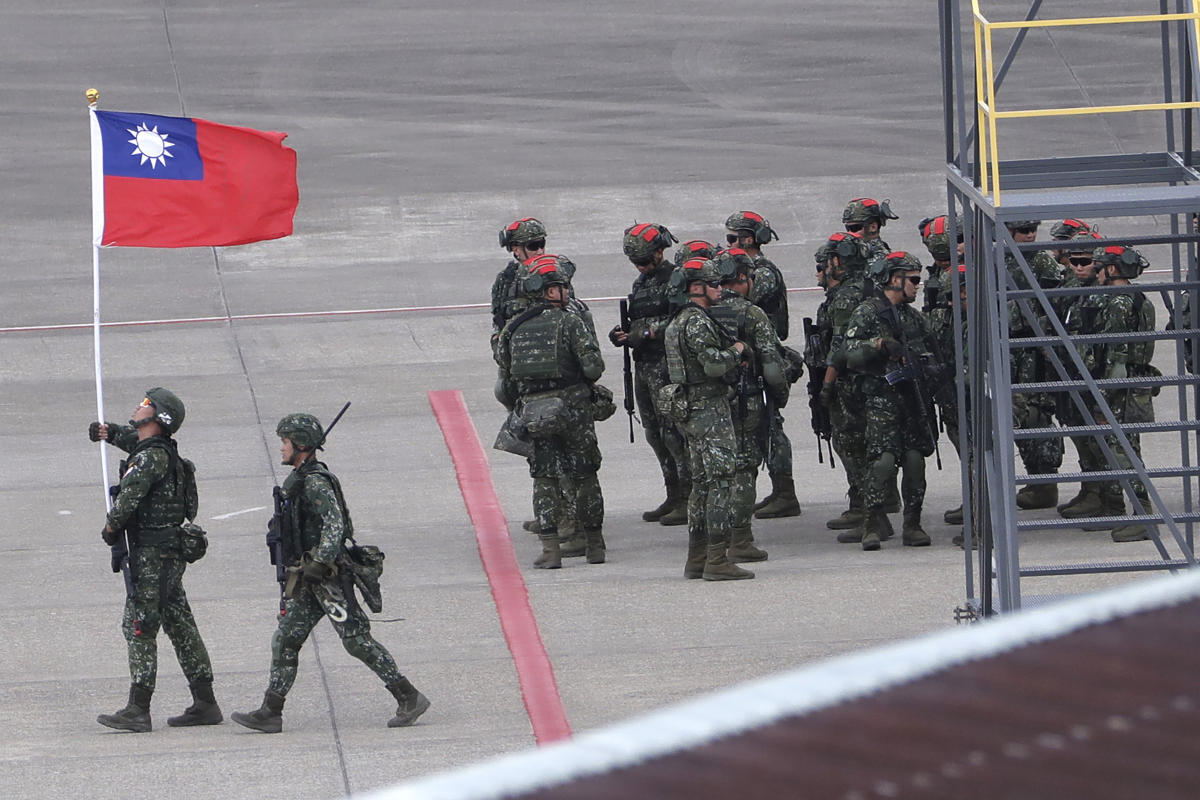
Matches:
[728,525,768,562]
[901,509,931,547]
[1016,476,1059,510]
[584,528,606,564]
[167,679,223,727]
[684,527,707,579]
[861,510,892,551]
[643,481,680,522]
[98,683,153,733]
[702,538,755,581]
[659,482,690,527]
[533,530,561,569]
[755,474,801,519]
[231,690,285,733]
[558,532,587,558]
[386,677,431,727]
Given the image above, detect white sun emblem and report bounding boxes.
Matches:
[126,123,176,169]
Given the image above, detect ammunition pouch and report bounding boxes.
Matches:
[590,383,617,421]
[518,393,569,438]
[493,409,534,457]
[780,346,805,384]
[179,521,209,563]
[341,541,385,614]
[655,383,690,423]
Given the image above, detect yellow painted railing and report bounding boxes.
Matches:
[973,1,1200,205]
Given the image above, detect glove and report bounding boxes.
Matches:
[102,525,119,546]
[110,546,125,574]
[818,382,836,408]
[608,324,626,347]
[1106,362,1128,381]
[88,422,108,442]
[302,559,333,583]
[881,339,904,360]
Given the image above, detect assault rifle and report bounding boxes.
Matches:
[619,298,636,442]
[107,481,137,607]
[267,401,351,610]
[802,317,835,468]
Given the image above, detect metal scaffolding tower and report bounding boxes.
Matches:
[940,1,1200,616]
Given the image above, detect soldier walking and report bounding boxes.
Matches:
[664,259,754,580]
[89,388,220,732]
[233,413,429,732]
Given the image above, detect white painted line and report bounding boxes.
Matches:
[210,506,269,521]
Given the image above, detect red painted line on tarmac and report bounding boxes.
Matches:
[428,389,572,746]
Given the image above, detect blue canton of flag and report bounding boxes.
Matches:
[95,111,204,181]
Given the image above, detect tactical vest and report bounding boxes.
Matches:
[753,256,789,340]
[285,461,355,555]
[710,298,759,380]
[127,436,192,545]
[627,272,672,360]
[508,307,569,381]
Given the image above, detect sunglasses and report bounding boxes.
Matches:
[907,275,921,285]
[725,233,743,244]
[844,223,864,233]
[1069,256,1094,267]
[521,240,545,251]
[1012,226,1038,235]
[705,280,723,289]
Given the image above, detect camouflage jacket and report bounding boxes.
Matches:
[665,303,741,389]
[864,237,891,263]
[283,460,352,567]
[106,431,187,539]
[1078,288,1155,377]
[490,259,523,335]
[1005,250,1064,336]
[624,262,676,362]
[750,254,789,340]
[825,273,869,374]
[844,297,936,378]
[713,289,789,404]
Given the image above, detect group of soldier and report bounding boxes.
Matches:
[489,199,1166,573]
[88,390,430,733]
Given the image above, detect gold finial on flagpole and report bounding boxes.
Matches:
[86,88,99,107]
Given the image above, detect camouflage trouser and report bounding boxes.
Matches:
[830,379,868,503]
[121,546,214,691]
[681,393,737,546]
[1090,389,1154,505]
[763,405,792,478]
[528,398,603,534]
[863,384,932,512]
[1012,349,1063,473]
[730,395,765,529]
[267,581,400,696]
[635,357,690,488]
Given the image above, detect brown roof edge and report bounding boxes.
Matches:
[368,573,1200,800]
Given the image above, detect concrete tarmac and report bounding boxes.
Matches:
[0,1,1183,797]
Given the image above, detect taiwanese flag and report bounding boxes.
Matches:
[90,110,298,248]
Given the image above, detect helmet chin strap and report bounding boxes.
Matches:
[129,416,155,428]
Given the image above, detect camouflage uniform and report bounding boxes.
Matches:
[106,427,214,695]
[749,253,799,517]
[712,287,789,560]
[490,257,526,340]
[844,293,939,548]
[1076,284,1156,538]
[665,298,752,580]
[267,460,404,696]
[498,291,606,566]
[825,271,870,525]
[1006,248,1067,498]
[621,260,690,519]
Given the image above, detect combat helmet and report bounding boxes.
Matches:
[1049,218,1091,240]
[499,217,548,250]
[276,413,324,450]
[667,257,721,304]
[674,239,719,267]
[842,197,898,227]
[141,387,185,434]
[714,248,756,283]
[868,251,923,284]
[1005,219,1042,231]
[918,215,963,262]
[824,230,870,273]
[725,211,779,246]
[521,253,574,294]
[623,222,678,264]
[1092,245,1149,279]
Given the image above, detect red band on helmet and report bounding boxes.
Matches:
[508,217,535,232]
[886,251,910,261]
[726,248,748,256]
[685,240,711,253]
[829,231,860,243]
[854,198,880,208]
[526,253,559,269]
[925,216,947,236]
[642,227,660,243]
[1104,246,1125,256]
[683,258,706,271]
[1064,218,1088,229]
[740,211,764,223]
[629,223,653,238]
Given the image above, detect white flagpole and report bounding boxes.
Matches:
[87,88,112,511]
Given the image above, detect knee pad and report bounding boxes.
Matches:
[271,629,304,668]
[902,449,926,476]
[342,633,374,662]
[869,452,897,484]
